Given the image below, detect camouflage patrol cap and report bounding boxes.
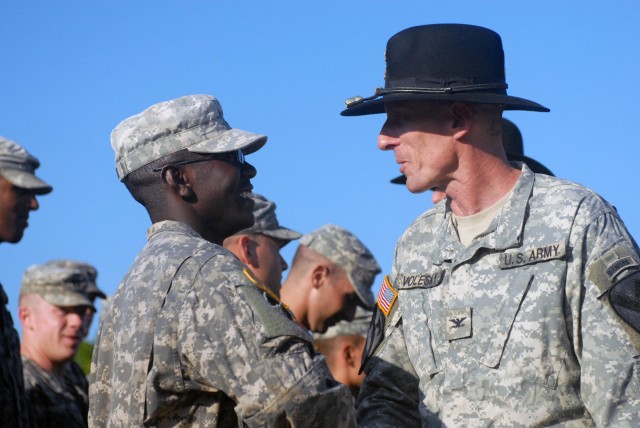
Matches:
[300,225,381,309]
[21,263,95,310]
[0,137,52,194]
[111,94,268,181]
[236,193,302,243]
[44,259,106,301]
[312,307,373,341]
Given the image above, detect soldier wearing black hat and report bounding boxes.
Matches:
[343,24,640,426]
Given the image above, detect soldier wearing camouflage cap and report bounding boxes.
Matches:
[280,224,381,333]
[0,136,52,428]
[343,24,640,426]
[90,94,355,427]
[44,259,105,338]
[224,192,301,295]
[18,263,95,428]
[313,307,372,398]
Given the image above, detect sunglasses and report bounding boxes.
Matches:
[152,150,245,172]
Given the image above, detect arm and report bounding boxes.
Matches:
[571,203,640,426]
[357,284,421,427]
[179,260,356,427]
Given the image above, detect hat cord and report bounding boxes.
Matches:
[345,83,508,108]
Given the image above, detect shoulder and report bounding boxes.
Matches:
[531,174,615,217]
[399,201,447,245]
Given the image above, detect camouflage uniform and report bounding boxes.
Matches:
[90,220,356,427]
[0,284,30,428]
[22,357,88,428]
[359,164,640,427]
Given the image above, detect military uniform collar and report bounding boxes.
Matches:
[434,162,534,266]
[146,220,204,241]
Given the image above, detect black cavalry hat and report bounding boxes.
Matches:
[390,118,554,184]
[342,24,549,116]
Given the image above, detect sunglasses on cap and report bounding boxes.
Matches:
[152,149,245,172]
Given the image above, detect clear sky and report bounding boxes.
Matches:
[2,1,639,341]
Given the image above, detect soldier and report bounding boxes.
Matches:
[44,260,107,337]
[342,24,640,426]
[280,225,381,333]
[90,94,356,426]
[312,307,372,398]
[0,136,52,428]
[223,192,301,295]
[18,263,94,428]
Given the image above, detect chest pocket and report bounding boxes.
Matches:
[470,269,568,391]
[401,288,442,380]
[475,270,534,369]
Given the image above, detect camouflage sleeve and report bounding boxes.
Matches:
[171,258,356,427]
[570,203,640,425]
[357,298,421,427]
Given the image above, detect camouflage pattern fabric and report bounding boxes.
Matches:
[235,192,302,242]
[313,306,372,341]
[22,357,88,428]
[111,94,267,181]
[90,220,355,427]
[301,225,381,309]
[0,284,30,428]
[21,263,95,310]
[359,163,640,427]
[0,136,52,194]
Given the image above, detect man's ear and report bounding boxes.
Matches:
[18,305,33,330]
[343,340,358,368]
[163,166,195,200]
[311,264,330,289]
[451,102,473,138]
[239,235,259,268]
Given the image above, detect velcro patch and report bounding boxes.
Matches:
[601,244,640,281]
[609,271,640,334]
[377,275,398,316]
[445,307,472,341]
[589,242,640,295]
[499,241,566,269]
[395,269,445,290]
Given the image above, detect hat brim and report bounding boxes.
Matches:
[0,169,52,195]
[42,293,95,310]
[86,285,107,300]
[187,128,267,156]
[262,228,303,243]
[341,92,549,116]
[355,288,375,310]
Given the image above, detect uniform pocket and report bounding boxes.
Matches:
[400,288,442,379]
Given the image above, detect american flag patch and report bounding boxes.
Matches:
[377,275,398,316]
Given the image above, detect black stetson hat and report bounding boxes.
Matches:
[341,24,549,116]
[390,118,553,184]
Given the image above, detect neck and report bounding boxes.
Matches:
[280,275,309,328]
[443,148,520,217]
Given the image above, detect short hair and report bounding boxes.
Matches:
[122,150,190,211]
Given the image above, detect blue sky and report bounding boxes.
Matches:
[2,1,639,340]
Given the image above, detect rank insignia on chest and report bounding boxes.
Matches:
[445,307,472,341]
[377,275,398,316]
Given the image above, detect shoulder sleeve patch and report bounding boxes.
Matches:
[237,269,311,344]
[376,275,398,316]
[609,270,640,335]
[589,242,640,295]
